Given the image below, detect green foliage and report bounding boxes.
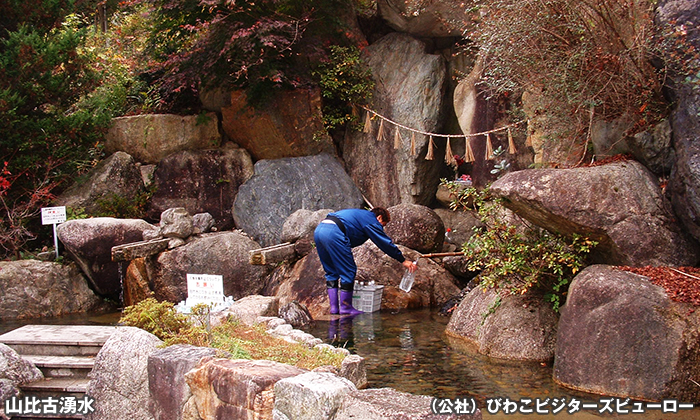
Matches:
[94,185,155,219]
[120,298,191,341]
[314,45,375,131]
[120,298,344,369]
[442,180,597,311]
[0,21,112,259]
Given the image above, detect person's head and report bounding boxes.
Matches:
[371,207,391,226]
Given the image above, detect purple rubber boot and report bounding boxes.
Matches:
[327,288,339,315]
[339,290,363,316]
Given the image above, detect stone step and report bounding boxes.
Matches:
[0,325,117,357]
[20,377,90,394]
[22,355,95,379]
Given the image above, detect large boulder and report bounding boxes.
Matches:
[490,161,699,266]
[343,32,447,207]
[273,371,357,420]
[185,358,306,420]
[104,113,221,164]
[57,218,156,301]
[280,208,332,244]
[445,287,559,362]
[658,1,700,244]
[148,344,220,420]
[265,243,460,318]
[377,0,476,37]
[385,203,445,253]
[233,154,364,247]
[148,146,254,231]
[85,327,163,420]
[221,88,335,161]
[553,265,700,402]
[54,151,146,215]
[0,260,104,320]
[334,388,482,420]
[145,231,270,303]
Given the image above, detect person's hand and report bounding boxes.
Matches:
[403,260,417,272]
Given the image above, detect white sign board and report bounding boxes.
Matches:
[186,274,225,306]
[41,206,67,225]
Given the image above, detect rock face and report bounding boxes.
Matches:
[54,151,146,215]
[185,358,306,420]
[445,287,559,362]
[211,295,279,328]
[57,218,156,301]
[553,265,700,402]
[490,161,699,267]
[266,243,460,318]
[377,0,476,37]
[658,0,700,244]
[273,371,357,420]
[344,32,447,207]
[280,208,332,244]
[220,88,335,161]
[146,231,270,303]
[384,203,445,253]
[0,343,43,385]
[628,119,675,176]
[148,146,254,231]
[104,113,221,164]
[334,388,482,420]
[233,154,364,247]
[86,327,163,420]
[148,344,220,420]
[0,260,104,320]
[433,208,483,248]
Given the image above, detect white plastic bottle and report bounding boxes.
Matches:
[399,262,417,292]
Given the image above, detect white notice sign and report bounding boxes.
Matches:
[186,274,225,306]
[41,206,67,225]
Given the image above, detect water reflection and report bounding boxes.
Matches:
[306,308,700,420]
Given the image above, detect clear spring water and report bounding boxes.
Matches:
[2,308,698,419]
[303,308,700,420]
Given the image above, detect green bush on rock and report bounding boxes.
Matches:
[443,180,597,311]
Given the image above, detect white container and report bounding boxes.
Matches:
[399,263,417,292]
[352,283,384,312]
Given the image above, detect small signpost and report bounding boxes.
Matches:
[176,273,233,314]
[186,274,225,306]
[41,206,66,259]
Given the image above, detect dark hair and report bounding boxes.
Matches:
[371,207,391,223]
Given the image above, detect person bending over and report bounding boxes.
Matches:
[314,207,416,315]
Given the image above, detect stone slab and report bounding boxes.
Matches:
[21,377,90,393]
[22,355,95,369]
[0,325,119,346]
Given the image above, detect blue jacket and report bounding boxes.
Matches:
[329,209,405,263]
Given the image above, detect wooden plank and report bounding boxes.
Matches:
[249,242,296,265]
[111,238,170,261]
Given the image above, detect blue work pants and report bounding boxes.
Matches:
[314,222,357,290]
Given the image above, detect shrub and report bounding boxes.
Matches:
[314,45,374,132]
[442,180,597,311]
[0,22,110,259]
[120,298,191,341]
[119,298,345,369]
[470,0,668,155]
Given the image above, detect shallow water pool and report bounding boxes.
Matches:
[304,308,700,420]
